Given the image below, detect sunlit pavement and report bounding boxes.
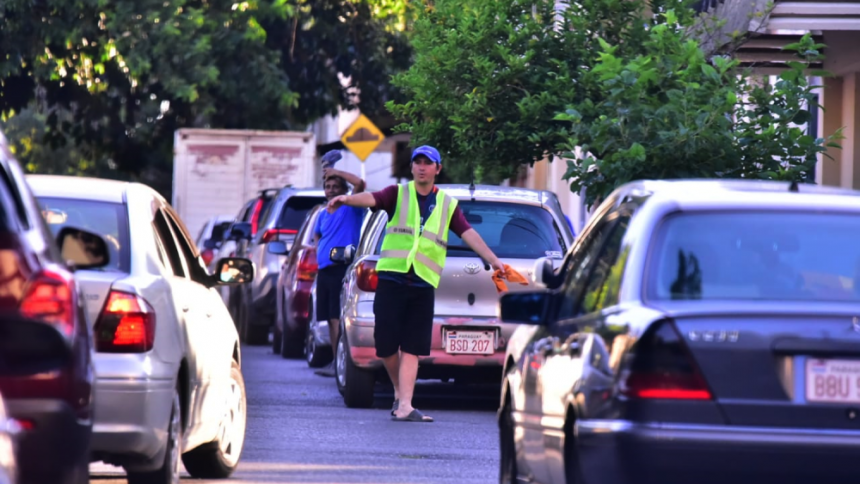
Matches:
[89,344,500,483]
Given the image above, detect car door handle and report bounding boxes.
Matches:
[182,305,190,313]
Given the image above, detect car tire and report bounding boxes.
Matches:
[126,389,182,484]
[564,412,584,484]
[62,455,90,484]
[335,328,375,408]
[305,325,332,368]
[182,361,247,479]
[499,394,517,484]
[272,324,282,355]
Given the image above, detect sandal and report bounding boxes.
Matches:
[392,409,434,423]
[391,399,399,416]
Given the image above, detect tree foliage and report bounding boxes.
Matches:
[557,11,840,206]
[390,0,841,198]
[0,0,411,194]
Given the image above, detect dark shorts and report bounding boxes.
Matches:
[316,264,348,321]
[373,278,435,358]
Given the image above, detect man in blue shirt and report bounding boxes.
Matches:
[314,154,367,377]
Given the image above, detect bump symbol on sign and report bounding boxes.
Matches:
[341,113,385,162]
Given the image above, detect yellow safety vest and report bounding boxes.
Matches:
[377,182,458,289]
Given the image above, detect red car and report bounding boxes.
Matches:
[0,132,109,483]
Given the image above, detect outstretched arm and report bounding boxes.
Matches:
[327,192,377,212]
[460,228,505,276]
[324,167,366,194]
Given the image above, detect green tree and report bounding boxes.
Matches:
[0,0,412,196]
[557,12,841,206]
[386,0,649,183]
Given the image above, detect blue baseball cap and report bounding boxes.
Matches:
[411,145,441,164]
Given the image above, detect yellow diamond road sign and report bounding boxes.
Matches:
[341,114,385,162]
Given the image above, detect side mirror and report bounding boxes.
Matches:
[531,257,555,288]
[56,227,111,271]
[498,291,552,325]
[227,222,252,241]
[214,258,255,285]
[330,245,356,264]
[266,241,288,255]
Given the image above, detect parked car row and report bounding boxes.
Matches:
[0,130,255,484]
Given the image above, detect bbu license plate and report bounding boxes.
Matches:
[805,358,860,403]
[445,330,495,355]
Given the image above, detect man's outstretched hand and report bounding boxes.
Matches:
[327,195,348,213]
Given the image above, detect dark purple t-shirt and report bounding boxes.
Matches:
[371,184,472,286]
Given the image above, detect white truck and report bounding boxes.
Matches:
[172,128,318,240]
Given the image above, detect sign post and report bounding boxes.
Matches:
[341,114,385,182]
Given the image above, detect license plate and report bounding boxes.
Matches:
[805,358,860,403]
[444,330,495,355]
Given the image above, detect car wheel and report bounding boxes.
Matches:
[127,390,181,484]
[305,324,332,368]
[242,306,270,346]
[564,412,584,484]
[62,455,90,484]
[272,324,282,355]
[280,311,304,359]
[499,395,518,484]
[182,361,247,478]
[335,328,374,408]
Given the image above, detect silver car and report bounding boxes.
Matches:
[28,175,253,484]
[335,185,575,407]
[235,188,326,345]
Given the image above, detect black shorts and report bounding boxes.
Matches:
[316,264,348,321]
[373,278,435,357]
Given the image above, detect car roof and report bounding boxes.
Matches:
[613,179,860,211]
[436,184,554,205]
[278,187,326,197]
[27,174,142,203]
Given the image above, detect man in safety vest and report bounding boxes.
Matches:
[327,145,505,422]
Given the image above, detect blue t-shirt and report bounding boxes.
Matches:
[378,190,438,288]
[315,205,366,270]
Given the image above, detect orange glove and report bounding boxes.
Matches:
[492,264,529,293]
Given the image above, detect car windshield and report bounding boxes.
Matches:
[38,197,131,273]
[277,196,326,230]
[375,201,566,259]
[648,211,860,302]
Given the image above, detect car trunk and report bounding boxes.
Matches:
[435,256,535,318]
[672,307,860,430]
[74,271,125,329]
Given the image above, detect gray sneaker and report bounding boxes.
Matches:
[314,362,336,377]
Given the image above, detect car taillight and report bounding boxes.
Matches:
[621,320,712,400]
[356,261,378,292]
[250,198,264,236]
[19,268,76,337]
[94,291,156,353]
[262,228,298,243]
[297,249,318,282]
[201,248,215,267]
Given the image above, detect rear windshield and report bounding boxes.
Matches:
[648,211,860,302]
[375,201,565,259]
[277,196,326,229]
[38,197,131,273]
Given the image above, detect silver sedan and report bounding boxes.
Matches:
[29,175,253,484]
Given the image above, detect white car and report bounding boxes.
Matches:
[0,391,17,484]
[28,175,252,484]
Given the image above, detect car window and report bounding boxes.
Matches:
[556,217,619,320]
[164,210,209,283]
[447,201,565,259]
[579,216,630,314]
[648,211,860,302]
[153,210,185,277]
[277,196,327,230]
[0,164,28,229]
[39,197,132,273]
[300,207,324,246]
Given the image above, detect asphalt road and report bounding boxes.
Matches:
[90,345,502,483]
